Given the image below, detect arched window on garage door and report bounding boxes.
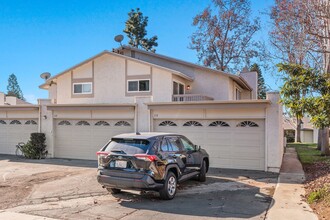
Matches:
[237,121,259,127]
[76,120,90,126]
[0,120,6,125]
[183,121,203,127]
[115,121,131,126]
[159,121,177,126]
[209,121,230,127]
[58,120,71,126]
[25,120,37,125]
[10,120,21,125]
[95,121,110,126]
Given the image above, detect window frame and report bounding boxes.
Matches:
[73,82,93,95]
[173,80,185,95]
[127,79,151,93]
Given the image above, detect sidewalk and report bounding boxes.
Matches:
[266,148,318,220]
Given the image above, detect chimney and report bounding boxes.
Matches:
[239,69,258,100]
[0,92,4,105]
[5,96,17,105]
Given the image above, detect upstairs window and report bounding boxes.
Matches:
[128,80,150,92]
[73,82,92,94]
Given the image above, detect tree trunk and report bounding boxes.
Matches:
[317,129,322,150]
[296,118,302,143]
[321,128,330,156]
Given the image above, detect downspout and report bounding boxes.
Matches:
[38,100,42,133]
[134,103,138,133]
[264,107,268,172]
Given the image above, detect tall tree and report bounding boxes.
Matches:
[250,63,267,99]
[7,73,25,100]
[269,0,320,68]
[270,0,321,143]
[123,8,158,52]
[278,63,314,143]
[190,0,260,72]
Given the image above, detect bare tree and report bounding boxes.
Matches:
[269,0,321,143]
[190,0,260,72]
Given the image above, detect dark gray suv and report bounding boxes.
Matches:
[96,132,209,200]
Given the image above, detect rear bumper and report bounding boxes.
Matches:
[97,169,163,190]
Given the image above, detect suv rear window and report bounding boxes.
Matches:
[103,138,151,154]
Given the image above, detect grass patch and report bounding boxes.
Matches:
[308,186,330,204]
[288,143,330,165]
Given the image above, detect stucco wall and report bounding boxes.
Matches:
[125,49,246,101]
[53,54,186,104]
[152,68,173,102]
[266,92,284,172]
[72,62,93,79]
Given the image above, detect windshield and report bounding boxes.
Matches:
[103,138,151,155]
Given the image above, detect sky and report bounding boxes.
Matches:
[0,0,275,104]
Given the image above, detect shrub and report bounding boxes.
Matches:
[21,133,47,159]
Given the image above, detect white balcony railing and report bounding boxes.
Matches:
[172,94,214,102]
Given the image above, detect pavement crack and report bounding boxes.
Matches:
[117,209,138,220]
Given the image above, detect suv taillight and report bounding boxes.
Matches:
[134,154,159,162]
[96,151,109,167]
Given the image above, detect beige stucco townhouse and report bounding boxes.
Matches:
[0,46,284,172]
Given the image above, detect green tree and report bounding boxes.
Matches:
[305,73,330,155]
[278,63,314,143]
[7,73,25,100]
[250,63,267,99]
[123,8,158,52]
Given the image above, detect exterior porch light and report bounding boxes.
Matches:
[187,85,191,90]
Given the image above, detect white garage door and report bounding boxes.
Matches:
[155,119,265,170]
[55,119,134,160]
[0,119,38,155]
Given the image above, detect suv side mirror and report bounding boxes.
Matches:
[195,145,201,151]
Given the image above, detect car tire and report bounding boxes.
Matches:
[159,171,177,200]
[107,188,121,194]
[198,160,207,182]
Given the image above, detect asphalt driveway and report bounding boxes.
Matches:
[0,155,278,220]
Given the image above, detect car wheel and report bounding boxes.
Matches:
[198,160,207,182]
[159,171,177,200]
[107,188,121,194]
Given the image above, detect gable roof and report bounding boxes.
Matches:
[39,50,194,89]
[120,46,252,91]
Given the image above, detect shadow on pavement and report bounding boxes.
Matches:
[114,170,277,219]
[0,154,97,168]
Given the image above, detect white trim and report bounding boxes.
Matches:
[73,82,93,94]
[127,79,151,93]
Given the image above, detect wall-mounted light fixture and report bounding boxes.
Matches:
[43,115,47,120]
[187,85,191,90]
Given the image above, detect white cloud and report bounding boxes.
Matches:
[24,94,38,104]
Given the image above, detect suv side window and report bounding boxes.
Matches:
[167,137,181,152]
[180,137,195,151]
[160,139,170,152]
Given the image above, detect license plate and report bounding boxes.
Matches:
[115,160,127,168]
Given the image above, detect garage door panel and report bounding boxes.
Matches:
[55,119,134,160]
[0,119,38,155]
[155,119,265,171]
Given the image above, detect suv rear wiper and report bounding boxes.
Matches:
[110,150,127,154]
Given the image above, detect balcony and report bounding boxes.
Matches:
[172,94,214,102]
